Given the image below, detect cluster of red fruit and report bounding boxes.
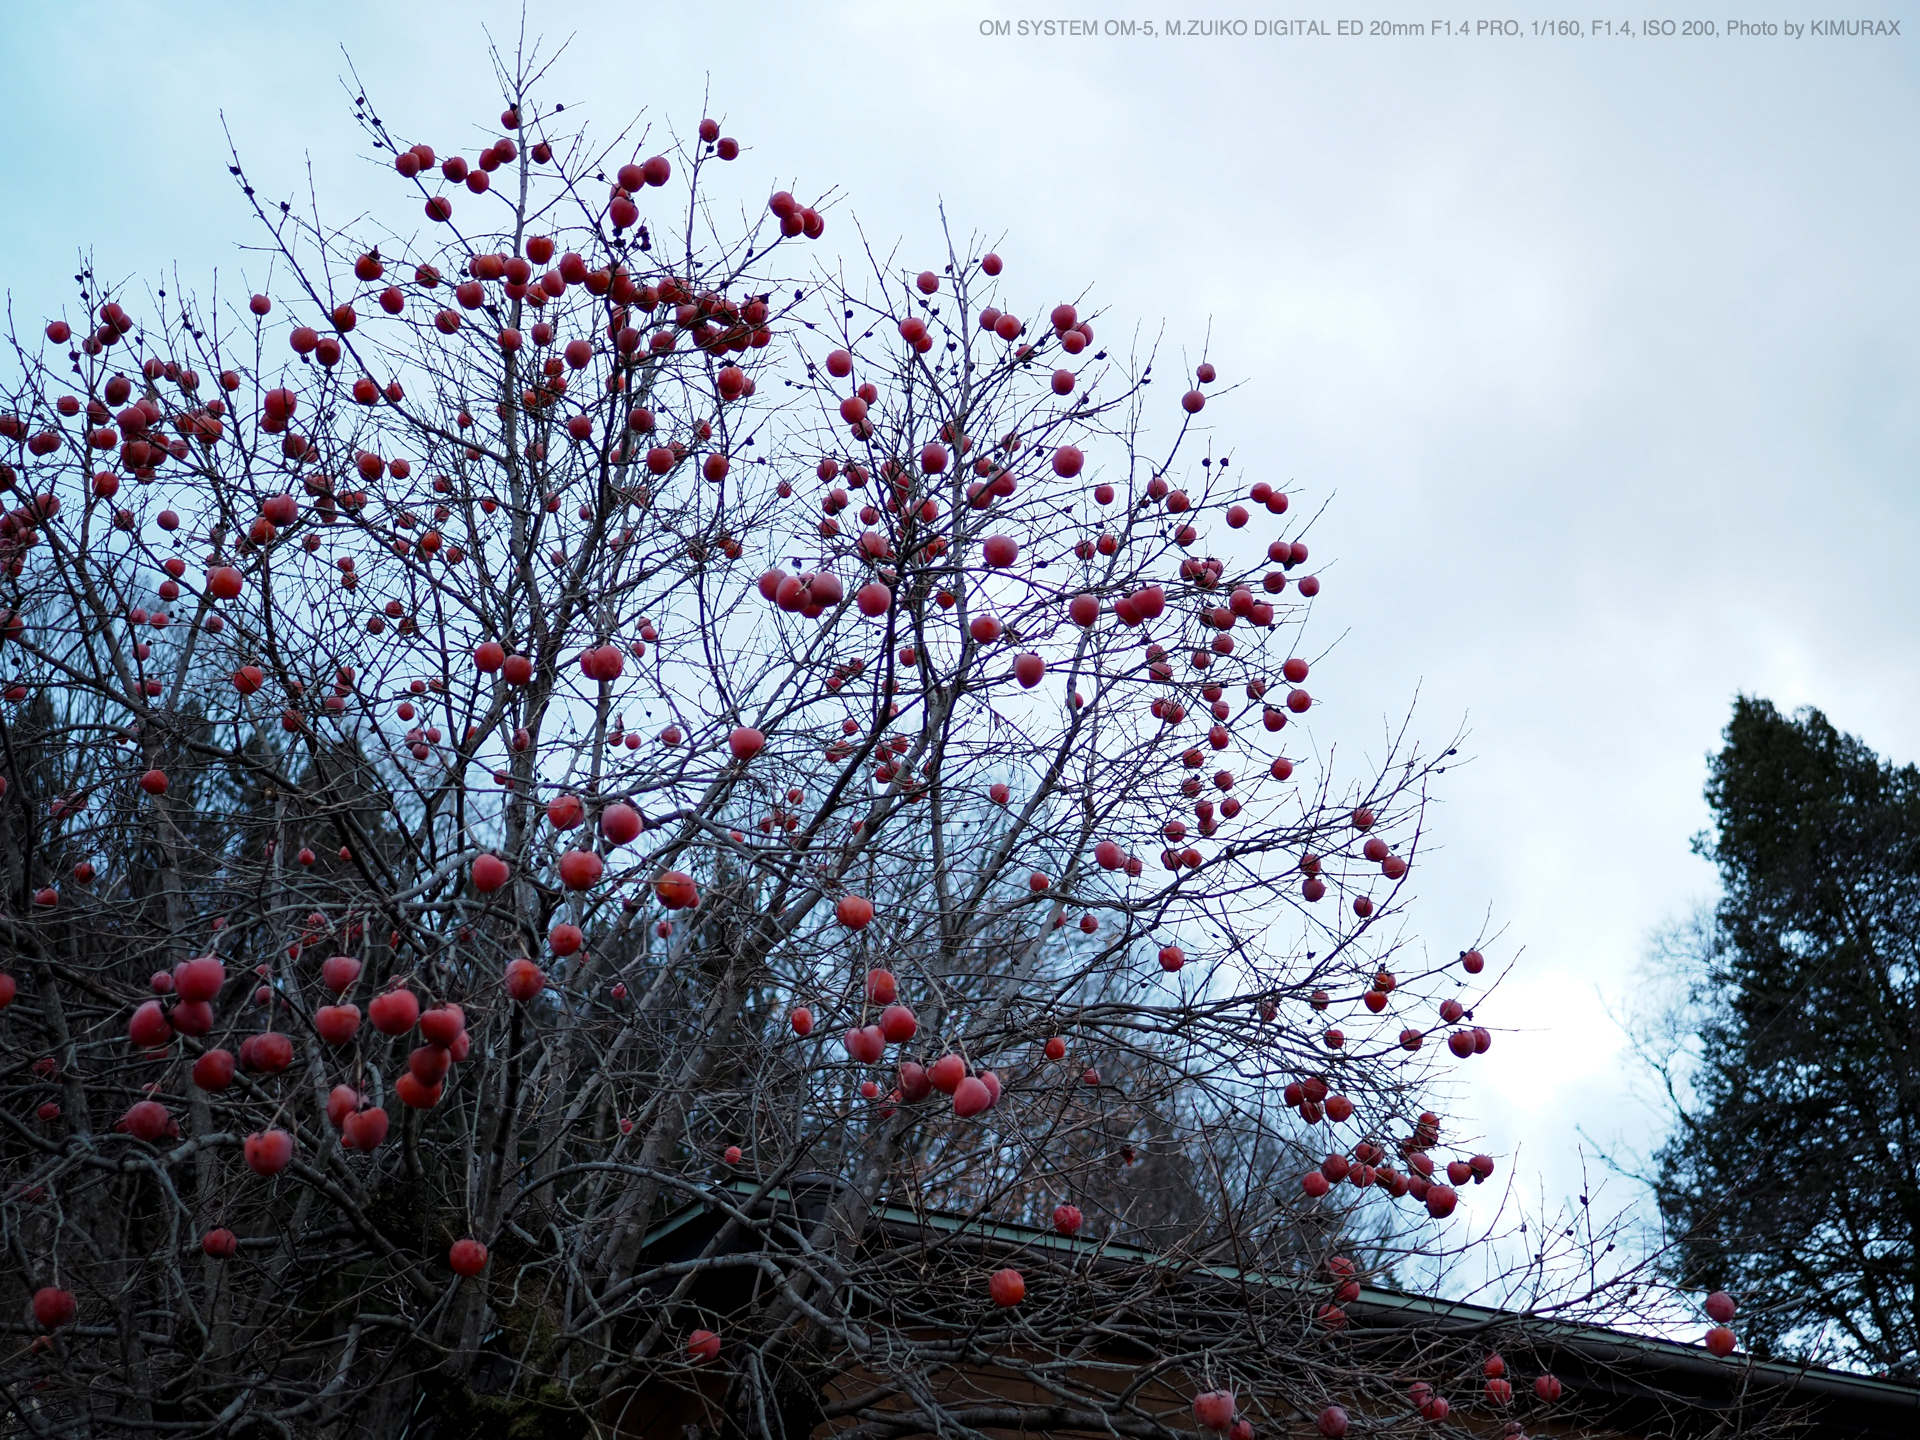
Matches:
[114,939,488,1177]
[3,343,220,495]
[1191,1388,1250,1438]
[1295,1108,1495,1220]
[388,106,704,233]
[1703,1288,1739,1356]
[1474,1351,1563,1412]
[1308,1363,1562,1438]
[826,963,1010,1118]
[1316,953,1493,1061]
[127,955,234,1048]
[756,568,844,617]
[1313,1255,1364,1330]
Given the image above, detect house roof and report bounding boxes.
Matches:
[641,1179,1920,1440]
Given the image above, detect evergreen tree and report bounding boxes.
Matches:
[1655,696,1919,1376]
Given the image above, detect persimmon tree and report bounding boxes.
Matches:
[0,55,1648,1440]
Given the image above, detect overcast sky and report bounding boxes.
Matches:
[4,2,1914,1249]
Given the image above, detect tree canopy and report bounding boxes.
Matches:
[1654,695,1919,1378]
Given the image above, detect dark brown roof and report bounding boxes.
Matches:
[640,1180,1920,1440]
